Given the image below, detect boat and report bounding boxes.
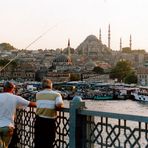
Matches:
[91,83,113,100]
[93,94,113,100]
[92,89,113,100]
[115,87,138,100]
[131,86,148,101]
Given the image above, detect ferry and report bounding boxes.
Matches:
[115,87,138,100]
[89,82,114,100]
[131,86,148,102]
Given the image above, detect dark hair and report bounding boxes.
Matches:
[4,81,15,89]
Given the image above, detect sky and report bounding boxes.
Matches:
[1,0,148,51]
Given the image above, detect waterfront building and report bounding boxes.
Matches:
[44,72,70,82]
[136,67,148,86]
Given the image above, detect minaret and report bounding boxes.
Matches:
[99,28,102,43]
[120,38,122,51]
[67,38,71,57]
[108,24,111,49]
[129,34,132,50]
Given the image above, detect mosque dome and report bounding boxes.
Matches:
[85,35,99,42]
[53,54,72,63]
[75,34,111,55]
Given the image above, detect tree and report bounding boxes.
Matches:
[0,43,16,50]
[110,60,132,82]
[93,66,104,74]
[0,59,18,67]
[0,59,10,66]
[124,71,137,84]
[70,73,80,81]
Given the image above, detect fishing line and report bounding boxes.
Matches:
[0,21,64,72]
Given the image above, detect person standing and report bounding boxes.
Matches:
[34,79,64,148]
[0,81,36,148]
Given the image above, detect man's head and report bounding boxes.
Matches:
[42,79,52,89]
[3,81,15,93]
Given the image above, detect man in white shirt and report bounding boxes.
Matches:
[0,81,36,148]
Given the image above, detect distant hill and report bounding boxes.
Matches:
[0,43,16,51]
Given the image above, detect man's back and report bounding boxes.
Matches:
[34,79,64,148]
[36,89,63,118]
[0,92,29,128]
[0,93,17,127]
[0,81,36,148]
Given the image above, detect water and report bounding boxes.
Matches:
[64,99,148,117]
[64,99,148,147]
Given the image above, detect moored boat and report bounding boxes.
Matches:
[94,94,113,100]
[131,86,148,102]
[115,87,138,100]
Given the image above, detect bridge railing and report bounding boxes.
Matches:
[10,99,148,148]
[10,107,70,148]
[78,109,148,148]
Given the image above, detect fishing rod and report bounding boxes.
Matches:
[0,21,63,72]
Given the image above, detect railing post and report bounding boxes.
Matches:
[69,96,85,148]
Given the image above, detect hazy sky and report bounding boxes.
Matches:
[1,0,148,51]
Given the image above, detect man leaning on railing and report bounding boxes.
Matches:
[0,81,36,148]
[34,79,64,148]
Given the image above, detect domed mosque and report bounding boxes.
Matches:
[75,35,111,57]
[52,40,72,72]
[53,54,72,64]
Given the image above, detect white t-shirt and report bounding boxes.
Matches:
[0,92,30,128]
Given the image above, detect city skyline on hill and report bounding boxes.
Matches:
[0,0,148,51]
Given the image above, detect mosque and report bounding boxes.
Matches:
[43,24,135,82]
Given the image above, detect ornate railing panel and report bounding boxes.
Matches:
[9,107,36,148]
[54,108,70,148]
[79,110,148,148]
[10,107,70,148]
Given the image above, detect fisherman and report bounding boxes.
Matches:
[0,81,36,148]
[34,79,64,148]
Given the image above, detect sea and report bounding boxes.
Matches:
[64,99,148,117]
[64,99,148,147]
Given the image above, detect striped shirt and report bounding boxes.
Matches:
[36,89,63,119]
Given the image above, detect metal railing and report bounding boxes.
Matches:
[9,107,70,148]
[79,110,148,148]
[10,99,148,148]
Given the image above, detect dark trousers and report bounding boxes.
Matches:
[34,116,56,148]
